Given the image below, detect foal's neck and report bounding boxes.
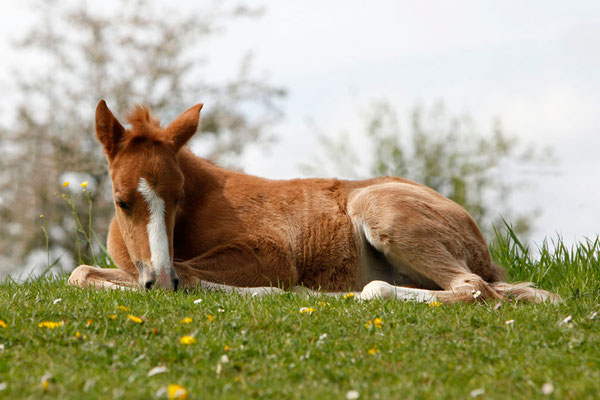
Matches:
[176,147,229,200]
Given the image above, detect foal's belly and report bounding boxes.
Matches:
[291,211,362,291]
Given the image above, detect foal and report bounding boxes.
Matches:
[69,100,559,304]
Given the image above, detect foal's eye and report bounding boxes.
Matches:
[116,200,130,210]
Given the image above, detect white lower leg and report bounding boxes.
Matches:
[360,280,438,302]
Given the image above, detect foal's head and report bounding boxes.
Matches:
[95,100,203,290]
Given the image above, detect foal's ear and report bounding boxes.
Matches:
[95,99,126,160]
[165,103,203,150]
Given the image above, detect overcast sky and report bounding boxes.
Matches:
[1,0,599,246]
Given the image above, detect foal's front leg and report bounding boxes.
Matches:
[173,239,298,291]
[68,265,138,289]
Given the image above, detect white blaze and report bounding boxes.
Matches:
[137,178,171,278]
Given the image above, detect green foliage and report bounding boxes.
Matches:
[302,101,552,239]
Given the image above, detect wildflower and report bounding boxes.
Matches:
[180,317,192,324]
[53,298,62,305]
[41,373,52,393]
[61,194,66,199]
[472,290,482,299]
[299,307,315,315]
[365,318,383,329]
[470,388,485,397]
[180,336,197,345]
[589,311,598,320]
[127,315,143,324]
[561,315,572,325]
[38,321,64,329]
[86,318,93,327]
[193,298,203,304]
[218,308,225,313]
[167,383,188,400]
[224,345,231,352]
[80,181,88,188]
[206,314,214,323]
[108,314,117,320]
[346,390,360,400]
[220,355,229,364]
[344,293,355,299]
[62,181,69,187]
[147,365,168,377]
[541,382,554,395]
[319,301,329,307]
[117,305,130,312]
[429,301,442,307]
[367,347,379,355]
[505,319,514,325]
[0,320,7,328]
[40,214,44,219]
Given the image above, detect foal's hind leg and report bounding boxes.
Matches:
[349,183,501,303]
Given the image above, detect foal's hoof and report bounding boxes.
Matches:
[360,280,394,300]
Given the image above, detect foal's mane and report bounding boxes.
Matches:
[123,105,164,146]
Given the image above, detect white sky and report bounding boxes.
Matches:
[1,0,599,246]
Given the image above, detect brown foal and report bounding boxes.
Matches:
[68,100,559,304]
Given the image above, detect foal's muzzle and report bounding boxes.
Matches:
[137,261,179,291]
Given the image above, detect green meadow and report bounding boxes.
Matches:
[0,232,598,399]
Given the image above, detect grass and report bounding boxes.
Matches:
[1,189,599,399]
[0,233,599,399]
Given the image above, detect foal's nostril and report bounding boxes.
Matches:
[145,280,155,290]
[173,278,179,291]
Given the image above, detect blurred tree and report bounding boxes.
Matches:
[301,101,551,239]
[0,0,285,276]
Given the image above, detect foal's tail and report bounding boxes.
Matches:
[488,263,561,304]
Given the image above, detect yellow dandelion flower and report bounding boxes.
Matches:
[117,305,130,312]
[180,336,197,345]
[167,383,188,400]
[319,301,329,307]
[75,331,81,338]
[108,314,117,320]
[86,318,93,326]
[224,345,231,352]
[62,181,69,187]
[429,301,442,307]
[41,373,52,393]
[38,321,64,329]
[61,194,66,198]
[179,317,192,324]
[80,181,88,188]
[344,293,355,299]
[368,347,380,355]
[0,320,7,328]
[299,307,315,314]
[40,214,44,219]
[373,318,383,328]
[127,315,143,324]
[206,314,214,323]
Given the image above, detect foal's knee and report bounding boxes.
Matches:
[68,265,95,287]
